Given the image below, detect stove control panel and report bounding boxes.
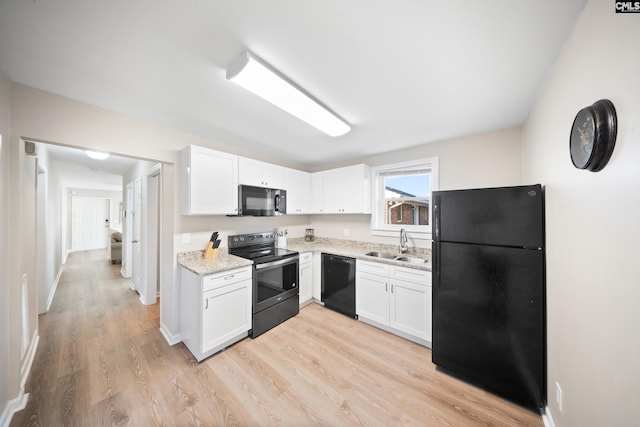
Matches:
[228,231,275,248]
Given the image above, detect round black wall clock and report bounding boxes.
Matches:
[569,99,617,172]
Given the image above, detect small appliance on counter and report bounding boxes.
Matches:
[305,228,315,242]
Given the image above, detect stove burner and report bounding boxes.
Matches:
[228,231,297,263]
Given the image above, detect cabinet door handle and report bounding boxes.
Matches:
[391,284,394,293]
[205,298,209,310]
[385,283,388,292]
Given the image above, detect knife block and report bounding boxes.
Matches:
[203,242,218,260]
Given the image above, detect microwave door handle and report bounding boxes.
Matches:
[274,194,280,212]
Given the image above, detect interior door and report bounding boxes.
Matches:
[132,177,142,292]
[122,182,134,278]
[71,197,110,251]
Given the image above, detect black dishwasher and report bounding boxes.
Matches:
[321,253,356,318]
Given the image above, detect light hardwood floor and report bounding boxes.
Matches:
[11,249,543,426]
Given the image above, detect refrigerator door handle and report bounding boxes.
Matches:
[432,242,440,290]
[433,195,440,241]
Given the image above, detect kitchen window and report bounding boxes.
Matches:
[370,157,439,239]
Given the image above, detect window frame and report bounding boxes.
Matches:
[370,157,439,240]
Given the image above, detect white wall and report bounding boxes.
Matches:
[522,0,640,425]
[310,127,523,248]
[32,144,63,314]
[2,104,39,424]
[0,67,13,424]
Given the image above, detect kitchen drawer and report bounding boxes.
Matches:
[357,259,390,276]
[203,266,252,293]
[300,252,312,264]
[389,265,431,285]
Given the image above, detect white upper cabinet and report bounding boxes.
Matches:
[181,145,370,216]
[181,145,238,215]
[284,167,311,214]
[238,157,285,189]
[319,164,372,214]
[310,172,324,214]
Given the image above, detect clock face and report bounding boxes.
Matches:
[569,99,617,172]
[570,108,595,169]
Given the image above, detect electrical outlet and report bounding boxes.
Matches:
[556,382,563,412]
[343,228,350,237]
[182,233,191,244]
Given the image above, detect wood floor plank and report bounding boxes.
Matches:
[11,249,543,427]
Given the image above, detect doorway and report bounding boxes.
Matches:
[131,177,142,294]
[123,181,133,278]
[30,141,174,340]
[71,196,110,251]
[147,165,161,298]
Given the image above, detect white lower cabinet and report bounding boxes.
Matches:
[356,270,389,324]
[356,260,432,346]
[299,252,313,305]
[312,252,322,301]
[181,266,252,361]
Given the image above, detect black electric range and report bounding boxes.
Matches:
[228,232,299,337]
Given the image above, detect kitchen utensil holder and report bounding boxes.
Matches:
[203,243,218,259]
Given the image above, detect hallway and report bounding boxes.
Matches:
[11,249,166,425]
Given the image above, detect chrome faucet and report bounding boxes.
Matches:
[399,228,408,254]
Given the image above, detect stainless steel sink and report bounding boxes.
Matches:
[393,256,429,264]
[364,251,429,264]
[364,251,396,259]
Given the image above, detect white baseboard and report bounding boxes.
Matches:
[46,267,63,312]
[1,331,39,427]
[139,293,156,306]
[21,331,39,389]
[160,322,182,346]
[542,406,556,427]
[0,391,29,427]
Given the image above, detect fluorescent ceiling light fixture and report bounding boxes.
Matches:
[85,150,110,160]
[226,51,351,137]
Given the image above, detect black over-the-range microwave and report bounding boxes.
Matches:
[235,184,287,216]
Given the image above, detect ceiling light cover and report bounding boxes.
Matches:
[226,51,350,137]
[85,150,110,160]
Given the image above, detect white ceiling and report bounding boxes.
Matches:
[43,143,139,191]
[0,0,586,169]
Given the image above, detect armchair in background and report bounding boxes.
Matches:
[110,230,122,264]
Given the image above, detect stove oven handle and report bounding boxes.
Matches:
[255,256,298,270]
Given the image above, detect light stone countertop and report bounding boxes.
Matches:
[286,237,432,271]
[177,237,432,275]
[177,249,253,276]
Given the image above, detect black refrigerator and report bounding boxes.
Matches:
[431,185,546,411]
